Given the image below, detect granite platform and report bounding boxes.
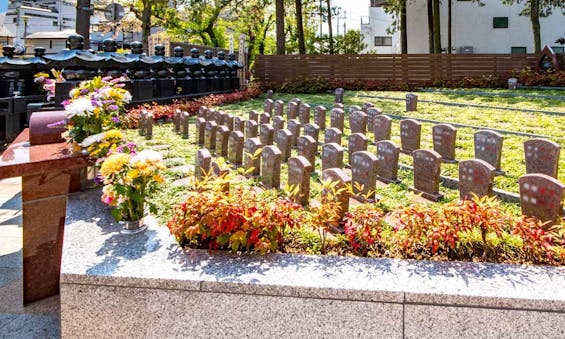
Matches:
[61,189,565,338]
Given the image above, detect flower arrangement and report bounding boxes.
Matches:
[79,129,127,163]
[34,69,63,101]
[61,76,131,144]
[100,149,166,222]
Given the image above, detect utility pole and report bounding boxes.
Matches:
[342,10,347,34]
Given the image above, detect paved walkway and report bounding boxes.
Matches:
[0,177,60,339]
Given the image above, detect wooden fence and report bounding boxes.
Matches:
[254,54,565,85]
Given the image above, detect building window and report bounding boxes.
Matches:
[53,21,58,26]
[511,47,527,54]
[493,17,508,28]
[551,46,564,53]
[49,40,53,49]
[374,36,392,46]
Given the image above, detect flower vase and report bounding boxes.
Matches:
[119,217,147,234]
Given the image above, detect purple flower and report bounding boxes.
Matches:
[114,83,125,88]
[47,119,67,128]
[107,105,119,111]
[80,88,89,95]
[112,116,120,123]
[103,99,116,105]
[91,99,101,107]
[94,174,104,185]
[102,76,113,82]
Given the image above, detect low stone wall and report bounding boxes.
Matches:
[60,189,565,338]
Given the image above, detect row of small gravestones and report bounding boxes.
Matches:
[136,94,565,228]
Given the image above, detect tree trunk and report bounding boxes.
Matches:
[295,0,306,54]
[447,0,452,54]
[401,0,407,54]
[275,0,285,54]
[433,0,441,54]
[530,0,541,53]
[141,0,152,54]
[427,0,434,53]
[326,0,334,54]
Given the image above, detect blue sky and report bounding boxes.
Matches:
[0,0,8,14]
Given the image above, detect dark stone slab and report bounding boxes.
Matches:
[275,129,293,162]
[299,103,311,125]
[288,156,313,206]
[274,100,285,116]
[215,125,230,157]
[524,138,561,178]
[227,131,244,165]
[273,115,285,131]
[519,173,565,228]
[297,135,317,169]
[376,140,400,184]
[459,159,495,200]
[195,117,206,145]
[264,99,274,114]
[195,148,212,180]
[260,123,275,146]
[330,108,345,132]
[261,145,282,189]
[204,121,218,150]
[324,127,342,146]
[287,119,302,147]
[411,149,443,201]
[245,119,259,139]
[304,123,321,144]
[244,137,262,177]
[351,151,378,201]
[373,115,392,142]
[287,102,299,120]
[400,119,421,154]
[474,130,504,174]
[348,133,369,166]
[322,168,352,221]
[349,111,368,134]
[314,106,327,130]
[432,123,458,163]
[322,143,344,172]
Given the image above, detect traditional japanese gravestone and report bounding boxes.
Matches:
[204,121,218,150]
[287,119,302,147]
[181,112,190,139]
[260,123,275,146]
[524,138,561,178]
[406,93,418,111]
[349,111,368,134]
[144,112,153,140]
[261,145,282,189]
[266,90,273,99]
[288,101,299,120]
[297,135,317,169]
[321,168,352,222]
[259,113,271,125]
[349,105,362,114]
[195,148,212,180]
[233,116,245,133]
[324,128,343,146]
[275,129,293,162]
[330,108,345,132]
[335,88,344,103]
[410,149,443,201]
[400,119,421,154]
[138,111,147,136]
[243,138,262,177]
[198,106,208,118]
[288,156,313,206]
[432,123,458,163]
[227,131,244,165]
[273,115,285,131]
[290,98,302,106]
[351,151,378,201]
[173,110,181,132]
[375,140,400,184]
[519,173,565,228]
[223,113,234,131]
[299,103,311,125]
[366,107,382,128]
[458,159,495,200]
[215,125,230,157]
[245,119,259,139]
[362,102,374,113]
[373,115,392,143]
[322,143,344,172]
[333,103,344,109]
[304,123,321,144]
[274,100,285,116]
[314,106,327,130]
[474,130,504,174]
[348,133,369,166]
[205,109,216,122]
[249,110,260,122]
[194,117,207,145]
[264,99,274,114]
[216,111,226,126]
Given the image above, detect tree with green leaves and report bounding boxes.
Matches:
[502,0,565,53]
[383,0,408,53]
[275,0,286,54]
[125,0,180,53]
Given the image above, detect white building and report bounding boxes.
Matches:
[361,0,401,53]
[361,0,565,54]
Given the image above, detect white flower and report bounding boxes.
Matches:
[130,149,163,165]
[69,88,79,98]
[79,132,105,147]
[65,97,95,118]
[122,91,132,104]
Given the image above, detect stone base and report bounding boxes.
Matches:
[409,187,444,202]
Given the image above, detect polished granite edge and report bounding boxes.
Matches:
[62,189,565,312]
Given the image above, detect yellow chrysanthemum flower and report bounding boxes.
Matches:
[100,153,131,177]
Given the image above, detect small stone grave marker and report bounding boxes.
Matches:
[322,168,352,222]
[204,121,218,150]
[287,119,302,147]
[244,138,262,177]
[274,100,284,116]
[406,93,418,111]
[215,125,230,157]
[144,111,153,140]
[264,99,274,114]
[474,130,504,174]
[333,103,344,109]
[195,148,212,180]
[205,109,216,122]
[138,111,147,136]
[249,110,260,122]
[198,106,207,118]
[273,115,285,131]
[173,109,181,132]
[266,90,273,99]
[259,113,271,125]
[287,101,299,120]
[330,108,345,132]
[373,115,392,142]
[366,107,381,128]
[349,105,362,113]
[432,123,458,163]
[181,112,190,139]
[299,103,311,125]
[349,111,368,134]
[400,119,421,154]
[211,161,230,192]
[524,138,561,178]
[458,159,495,200]
[227,131,244,165]
[297,135,317,168]
[288,156,313,206]
[245,119,259,139]
[304,123,321,144]
[314,106,326,130]
[195,117,206,145]
[375,140,400,184]
[351,151,378,201]
[322,143,344,171]
[233,116,245,133]
[410,149,443,201]
[348,133,369,166]
[324,127,342,146]
[216,111,226,126]
[260,123,275,146]
[223,113,234,131]
[335,88,344,103]
[261,145,282,189]
[519,173,565,228]
[275,129,293,162]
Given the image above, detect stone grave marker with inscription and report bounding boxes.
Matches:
[138,111,147,136]
[322,143,344,171]
[288,156,313,206]
[195,117,206,145]
[432,123,458,163]
[410,149,443,201]
[299,103,311,125]
[227,131,244,165]
[335,88,344,103]
[373,115,392,142]
[145,112,153,140]
[205,109,216,122]
[260,124,275,146]
[330,108,345,132]
[264,99,274,114]
[304,123,321,144]
[195,148,212,180]
[366,107,381,128]
[275,129,293,162]
[458,159,495,200]
[173,109,181,132]
[406,93,418,111]
[216,111,226,126]
[245,119,259,139]
[361,102,374,112]
[266,90,273,99]
[233,116,245,133]
[348,133,369,166]
[287,101,299,120]
[474,130,504,174]
[259,113,271,125]
[349,111,368,134]
[223,113,234,131]
[249,110,260,122]
[519,173,565,228]
[198,106,208,118]
[349,105,362,114]
[287,119,302,147]
[322,168,352,222]
[351,151,378,201]
[324,127,342,146]
[375,140,400,184]
[333,103,344,109]
[261,145,282,189]
[524,138,561,178]
[274,100,284,116]
[400,119,421,154]
[243,138,263,177]
[210,161,230,192]
[204,121,218,150]
[215,125,230,157]
[181,112,190,139]
[297,135,317,168]
[314,106,327,130]
[273,115,285,131]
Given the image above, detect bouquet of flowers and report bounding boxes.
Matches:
[99,149,166,222]
[61,76,131,145]
[79,129,127,162]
